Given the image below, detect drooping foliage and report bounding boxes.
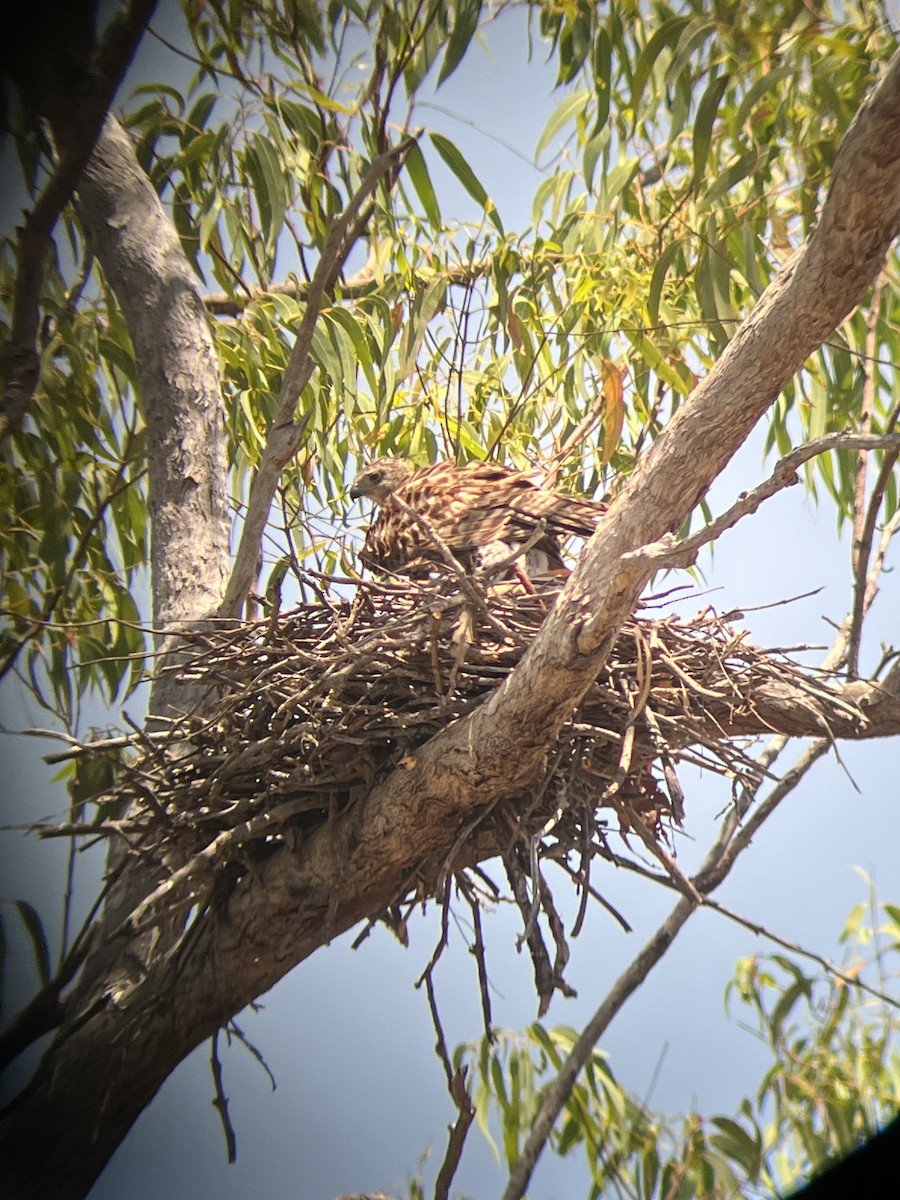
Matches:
[465,887,900,1200]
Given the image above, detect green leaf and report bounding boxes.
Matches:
[556,11,592,85]
[592,27,612,137]
[293,81,354,115]
[535,89,591,163]
[131,81,185,112]
[882,903,900,932]
[309,322,344,390]
[245,132,288,256]
[328,307,378,396]
[770,975,812,1039]
[701,148,765,209]
[429,133,503,233]
[741,216,766,297]
[398,278,447,380]
[528,1022,564,1068]
[630,16,691,117]
[185,92,217,137]
[690,73,730,195]
[665,19,716,91]
[438,0,483,86]
[583,129,608,192]
[404,142,442,228]
[710,1116,761,1174]
[734,63,794,132]
[647,238,684,328]
[14,900,51,986]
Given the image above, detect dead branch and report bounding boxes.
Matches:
[847,404,900,675]
[626,432,900,571]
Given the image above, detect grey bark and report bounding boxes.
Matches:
[75,117,232,648]
[2,50,900,1200]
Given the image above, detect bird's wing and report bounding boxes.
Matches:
[450,461,605,543]
[360,460,603,571]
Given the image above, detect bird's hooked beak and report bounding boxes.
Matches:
[349,483,362,501]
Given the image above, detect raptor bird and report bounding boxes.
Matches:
[349,456,606,580]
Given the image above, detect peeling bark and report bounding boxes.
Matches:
[74,116,231,645]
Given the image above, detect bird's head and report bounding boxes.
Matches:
[349,456,414,504]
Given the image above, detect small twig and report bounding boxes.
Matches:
[424,967,454,1089]
[850,276,884,587]
[227,1019,277,1091]
[642,703,685,823]
[383,493,516,640]
[472,518,553,581]
[415,875,453,989]
[847,400,900,676]
[504,848,556,1017]
[125,796,326,932]
[433,1067,476,1200]
[624,432,900,570]
[209,1030,237,1164]
[591,848,899,1011]
[457,873,494,1040]
[694,738,831,893]
[556,857,632,934]
[704,896,900,1011]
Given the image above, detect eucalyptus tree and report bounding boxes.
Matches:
[1,3,899,1198]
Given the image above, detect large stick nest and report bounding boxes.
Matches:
[81,577,839,865]
[57,576,856,1012]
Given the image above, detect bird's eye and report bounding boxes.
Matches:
[369,469,384,484]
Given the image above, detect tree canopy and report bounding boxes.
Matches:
[1,2,899,1198]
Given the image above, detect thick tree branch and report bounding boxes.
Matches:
[70,115,232,646]
[201,257,493,315]
[0,0,158,442]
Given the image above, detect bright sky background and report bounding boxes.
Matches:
[1,5,898,1199]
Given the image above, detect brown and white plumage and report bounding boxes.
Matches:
[349,456,606,577]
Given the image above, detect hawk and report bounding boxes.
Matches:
[349,456,606,580]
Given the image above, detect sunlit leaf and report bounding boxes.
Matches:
[404,141,442,228]
[690,73,730,195]
[429,133,503,233]
[536,89,592,164]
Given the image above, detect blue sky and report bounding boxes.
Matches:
[1,5,898,1199]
